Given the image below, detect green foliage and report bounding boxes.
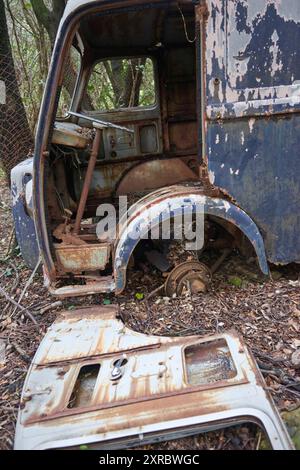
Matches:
[6,2,156,127]
[5,0,52,131]
[139,59,156,106]
[85,57,155,112]
[135,292,144,301]
[57,45,81,117]
[228,276,243,288]
[282,408,300,450]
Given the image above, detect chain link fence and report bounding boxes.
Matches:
[0,3,156,184]
[0,1,33,183]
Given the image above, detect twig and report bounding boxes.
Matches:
[39,301,62,315]
[0,261,20,317]
[10,342,31,363]
[11,257,41,316]
[0,285,39,326]
[253,348,287,365]
[256,431,262,451]
[146,283,164,300]
[5,228,16,258]
[282,388,300,398]
[0,406,19,412]
[281,382,300,392]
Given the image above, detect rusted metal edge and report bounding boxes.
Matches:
[49,277,115,298]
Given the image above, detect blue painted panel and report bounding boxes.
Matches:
[11,159,40,270]
[205,1,300,264]
[206,1,300,119]
[207,116,300,264]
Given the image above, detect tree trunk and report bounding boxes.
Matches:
[0,0,33,184]
[30,1,146,112]
[31,0,93,110]
[31,0,65,48]
[105,58,147,109]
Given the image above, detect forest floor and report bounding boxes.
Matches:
[0,169,300,450]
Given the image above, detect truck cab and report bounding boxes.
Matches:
[12,0,300,297]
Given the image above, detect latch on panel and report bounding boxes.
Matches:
[110,357,128,381]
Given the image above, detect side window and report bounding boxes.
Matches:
[57,46,81,118]
[83,57,155,111]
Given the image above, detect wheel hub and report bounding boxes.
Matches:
[164,261,212,297]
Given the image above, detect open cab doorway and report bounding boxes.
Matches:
[36,0,207,297]
[12,0,269,298]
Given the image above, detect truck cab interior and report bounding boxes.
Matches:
[38,0,256,299]
[51,3,199,212]
[46,2,210,286]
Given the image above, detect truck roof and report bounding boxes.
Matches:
[62,0,99,21]
[62,0,190,23]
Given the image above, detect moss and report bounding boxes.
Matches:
[228,276,243,287]
[282,408,300,450]
[259,408,300,450]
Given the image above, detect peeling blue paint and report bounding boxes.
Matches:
[205,0,300,264]
[206,0,300,118]
[11,159,40,269]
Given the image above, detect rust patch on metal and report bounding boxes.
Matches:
[54,243,110,273]
[14,305,293,450]
[53,224,87,246]
[52,122,91,149]
[116,158,198,195]
[164,260,212,296]
[49,276,115,298]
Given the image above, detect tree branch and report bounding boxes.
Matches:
[31,0,66,45]
[30,0,50,31]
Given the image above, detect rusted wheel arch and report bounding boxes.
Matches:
[113,188,269,294]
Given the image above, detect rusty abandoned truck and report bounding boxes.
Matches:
[11,0,300,450]
[11,0,300,298]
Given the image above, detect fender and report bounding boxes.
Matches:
[113,185,269,294]
[11,158,40,269]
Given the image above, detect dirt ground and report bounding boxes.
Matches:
[0,170,299,450]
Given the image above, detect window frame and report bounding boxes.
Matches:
[56,44,83,120]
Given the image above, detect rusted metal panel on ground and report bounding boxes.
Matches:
[14,305,293,450]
